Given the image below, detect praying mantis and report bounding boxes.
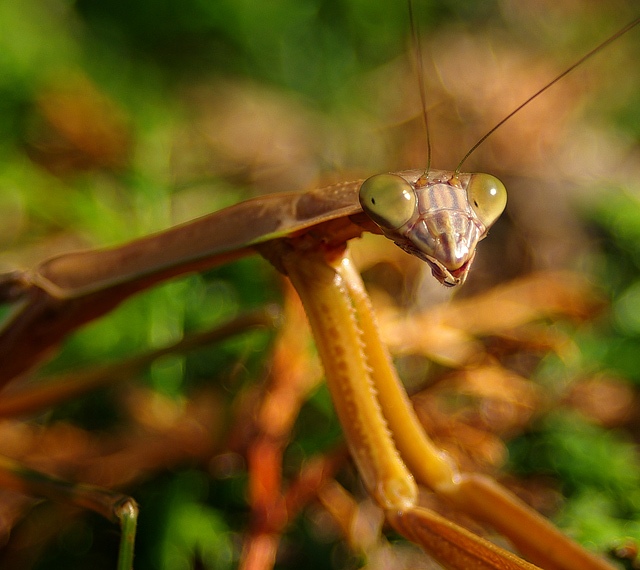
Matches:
[1,1,640,569]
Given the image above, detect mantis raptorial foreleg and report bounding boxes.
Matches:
[261,236,616,570]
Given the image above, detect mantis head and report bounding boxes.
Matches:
[359,171,507,287]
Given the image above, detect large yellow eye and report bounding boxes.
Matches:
[359,174,417,230]
[467,173,507,228]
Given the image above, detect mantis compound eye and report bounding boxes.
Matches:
[466,173,507,229]
[359,174,417,230]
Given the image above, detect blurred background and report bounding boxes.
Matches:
[0,0,640,568]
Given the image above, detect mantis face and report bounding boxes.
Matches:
[359,170,507,287]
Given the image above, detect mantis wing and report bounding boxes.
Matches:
[25,179,365,299]
[0,176,372,384]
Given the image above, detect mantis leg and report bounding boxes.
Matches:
[0,455,137,570]
[267,239,616,570]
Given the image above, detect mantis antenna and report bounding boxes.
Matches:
[408,0,431,175]
[454,15,640,174]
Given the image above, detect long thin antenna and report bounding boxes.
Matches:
[455,16,640,174]
[408,0,431,174]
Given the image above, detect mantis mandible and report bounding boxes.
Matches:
[0,4,639,570]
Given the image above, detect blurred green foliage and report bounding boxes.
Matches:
[505,186,640,555]
[1,0,640,569]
